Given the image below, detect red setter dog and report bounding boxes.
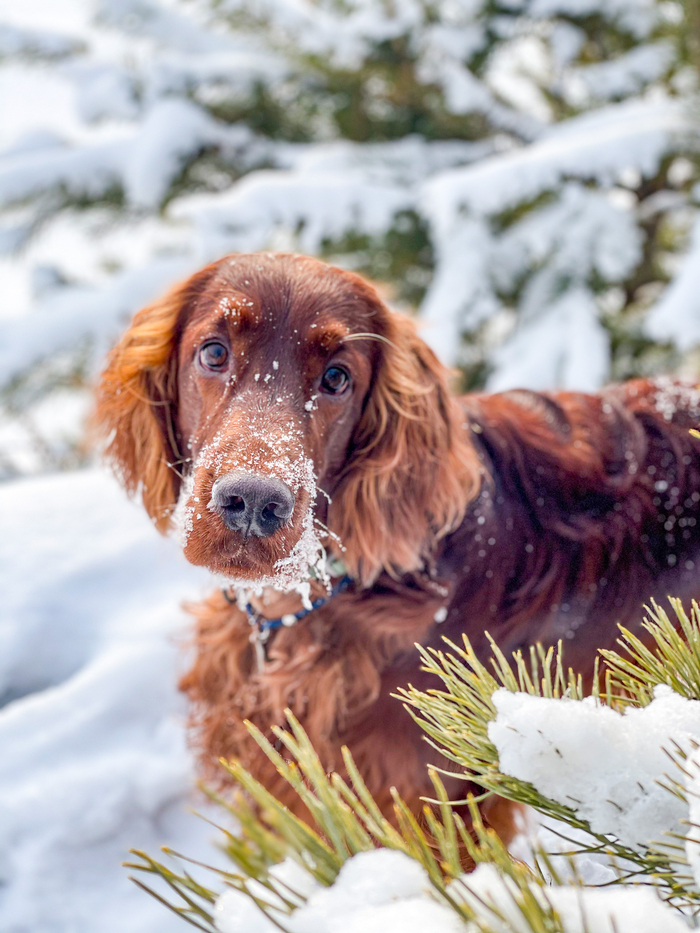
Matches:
[94,252,700,838]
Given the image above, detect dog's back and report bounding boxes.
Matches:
[437,378,700,672]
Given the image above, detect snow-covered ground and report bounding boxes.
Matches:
[0,468,227,933]
[3,470,699,933]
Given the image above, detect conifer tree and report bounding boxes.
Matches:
[0,0,697,473]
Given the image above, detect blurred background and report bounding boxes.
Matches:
[0,0,699,481]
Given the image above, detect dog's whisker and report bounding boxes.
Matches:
[342,332,396,348]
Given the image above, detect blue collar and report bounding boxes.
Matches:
[245,574,353,636]
[223,575,354,669]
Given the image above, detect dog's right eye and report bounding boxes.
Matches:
[199,341,229,372]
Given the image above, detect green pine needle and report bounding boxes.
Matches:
[128,597,700,929]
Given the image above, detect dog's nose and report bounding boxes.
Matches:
[209,472,295,538]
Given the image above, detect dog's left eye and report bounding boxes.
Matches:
[320,365,350,395]
[199,341,229,371]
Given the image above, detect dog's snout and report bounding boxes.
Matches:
[209,472,295,538]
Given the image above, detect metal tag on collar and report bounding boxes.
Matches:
[250,625,270,673]
[254,637,266,673]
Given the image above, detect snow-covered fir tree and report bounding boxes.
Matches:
[0,0,698,476]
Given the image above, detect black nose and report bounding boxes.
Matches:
[208,472,295,538]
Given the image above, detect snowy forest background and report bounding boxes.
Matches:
[1,0,699,475]
[1,0,700,931]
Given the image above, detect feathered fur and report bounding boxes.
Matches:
[93,253,700,842]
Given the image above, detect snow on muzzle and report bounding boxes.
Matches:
[173,409,322,586]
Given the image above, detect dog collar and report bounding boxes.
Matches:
[223,575,353,671]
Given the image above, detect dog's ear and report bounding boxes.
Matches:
[92,269,209,531]
[330,312,482,585]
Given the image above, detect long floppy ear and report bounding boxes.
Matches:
[329,312,482,585]
[91,268,211,532]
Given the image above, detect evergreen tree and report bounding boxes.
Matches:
[0,0,697,474]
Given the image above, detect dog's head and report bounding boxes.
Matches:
[94,254,479,585]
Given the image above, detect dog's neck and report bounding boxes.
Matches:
[246,578,331,620]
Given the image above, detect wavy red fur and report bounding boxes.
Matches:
[93,253,700,844]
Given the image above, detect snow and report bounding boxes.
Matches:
[213,844,689,933]
[489,686,700,850]
[121,98,244,208]
[94,0,238,55]
[646,216,700,350]
[0,468,225,933]
[487,289,610,392]
[0,0,93,37]
[421,179,640,373]
[214,850,465,933]
[451,862,688,933]
[0,255,194,383]
[566,42,675,103]
[0,387,92,478]
[178,169,415,258]
[418,96,687,366]
[176,133,495,262]
[0,65,82,151]
[423,97,686,221]
[685,746,700,891]
[528,0,657,37]
[0,22,82,58]
[0,97,254,212]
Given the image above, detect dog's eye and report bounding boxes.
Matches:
[199,341,229,371]
[320,365,350,395]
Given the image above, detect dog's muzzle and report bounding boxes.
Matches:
[208,471,295,538]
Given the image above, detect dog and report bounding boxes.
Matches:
[94,252,700,838]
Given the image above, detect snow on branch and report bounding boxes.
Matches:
[646,216,700,350]
[422,97,688,223]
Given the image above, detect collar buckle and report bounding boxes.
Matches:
[226,575,353,672]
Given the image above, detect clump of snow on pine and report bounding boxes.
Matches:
[0,97,256,213]
[487,288,610,392]
[565,42,674,103]
[684,746,700,891]
[214,849,464,933]
[0,254,195,385]
[0,22,82,59]
[174,134,492,261]
[175,169,415,259]
[511,813,622,887]
[529,0,658,38]
[420,96,688,369]
[214,846,688,933]
[423,98,686,223]
[646,217,700,350]
[0,468,225,933]
[449,862,688,933]
[489,685,700,850]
